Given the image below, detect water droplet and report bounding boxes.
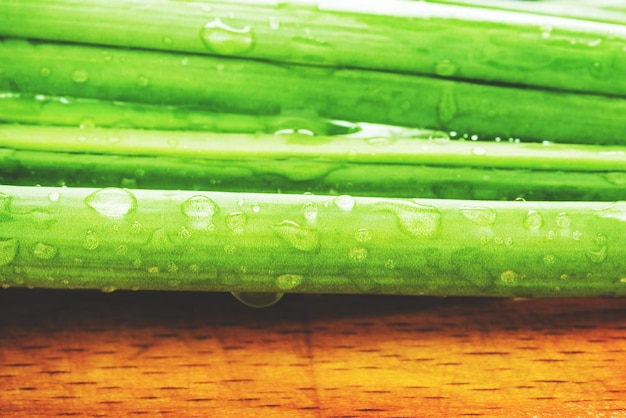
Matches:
[232,291,284,308]
[116,244,128,255]
[349,247,368,262]
[178,226,192,240]
[137,75,150,87]
[365,137,393,146]
[268,15,280,30]
[276,274,303,290]
[428,131,450,144]
[597,202,626,221]
[504,237,513,247]
[33,242,57,260]
[85,188,138,218]
[48,191,61,203]
[147,266,159,274]
[200,18,255,55]
[378,201,441,238]
[79,118,96,129]
[84,230,99,251]
[555,212,571,228]
[472,146,487,156]
[100,285,116,293]
[460,207,496,226]
[252,203,260,213]
[333,195,355,211]
[71,69,89,83]
[143,228,175,254]
[0,239,19,266]
[586,246,607,264]
[523,210,544,231]
[540,25,552,39]
[438,87,456,123]
[302,202,318,223]
[163,36,173,46]
[546,230,556,240]
[181,195,219,229]
[500,270,518,283]
[30,209,57,229]
[40,67,51,77]
[434,59,458,76]
[385,259,396,269]
[354,228,372,243]
[273,220,320,252]
[543,253,556,266]
[494,235,504,245]
[130,221,143,234]
[572,230,583,241]
[226,211,247,234]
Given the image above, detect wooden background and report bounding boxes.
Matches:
[1,288,626,416]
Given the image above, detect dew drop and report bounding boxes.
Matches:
[226,211,247,234]
[354,228,372,243]
[137,75,150,87]
[349,247,368,262]
[385,259,396,269]
[79,118,96,129]
[378,201,441,238]
[523,210,544,231]
[163,36,173,46]
[199,18,255,55]
[500,270,519,283]
[178,226,192,240]
[84,230,99,251]
[181,195,219,228]
[471,146,487,156]
[30,209,57,229]
[302,201,318,223]
[333,195,355,211]
[116,244,128,255]
[586,246,607,264]
[273,220,320,252]
[33,242,57,260]
[434,59,458,76]
[231,291,284,308]
[546,230,556,240]
[40,67,51,77]
[252,203,260,213]
[85,188,138,218]
[460,207,496,226]
[572,230,583,241]
[555,212,571,228]
[0,239,19,266]
[543,253,556,266]
[71,69,89,83]
[428,131,450,144]
[130,221,143,234]
[276,274,303,290]
[48,191,61,203]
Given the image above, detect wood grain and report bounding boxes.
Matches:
[1,289,626,417]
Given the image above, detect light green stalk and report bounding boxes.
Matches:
[1,185,626,298]
[3,147,625,202]
[2,125,626,172]
[1,0,625,96]
[2,39,626,144]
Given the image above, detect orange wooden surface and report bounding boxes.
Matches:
[1,289,626,417]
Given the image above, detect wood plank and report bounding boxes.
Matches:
[1,289,626,416]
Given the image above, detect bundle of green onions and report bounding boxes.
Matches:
[1,0,625,306]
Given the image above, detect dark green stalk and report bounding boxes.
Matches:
[2,38,626,144]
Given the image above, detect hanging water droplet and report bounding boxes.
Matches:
[33,242,57,260]
[199,18,255,55]
[434,59,458,76]
[226,212,247,234]
[349,247,368,262]
[100,285,116,293]
[354,228,372,243]
[500,270,518,283]
[273,220,320,252]
[0,239,19,266]
[333,195,355,211]
[378,201,441,238]
[523,210,544,231]
[302,201,318,223]
[84,230,99,251]
[276,274,303,290]
[71,69,89,83]
[85,188,138,218]
[48,191,61,203]
[555,212,571,228]
[232,291,284,308]
[460,207,496,226]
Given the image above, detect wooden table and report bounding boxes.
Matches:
[1,288,626,416]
